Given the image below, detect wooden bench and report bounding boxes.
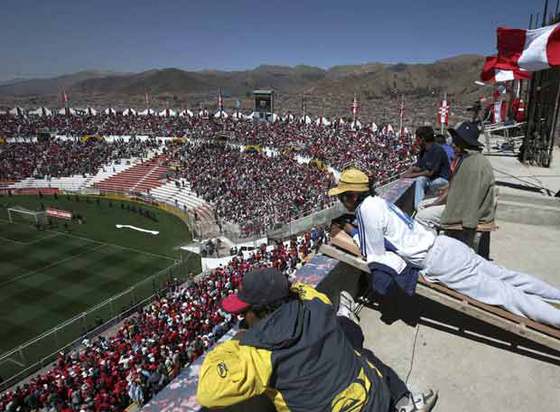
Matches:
[324,230,560,352]
[440,221,498,259]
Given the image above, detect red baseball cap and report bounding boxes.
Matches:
[221,268,289,315]
[221,293,251,315]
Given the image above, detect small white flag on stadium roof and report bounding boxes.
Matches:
[214,110,228,119]
[179,109,194,117]
[159,109,177,117]
[139,108,155,116]
[29,107,52,117]
[351,120,362,130]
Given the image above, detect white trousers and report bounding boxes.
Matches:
[415,200,444,231]
[422,235,560,327]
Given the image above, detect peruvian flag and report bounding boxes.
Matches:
[481,56,532,83]
[438,98,449,126]
[492,100,508,124]
[497,23,560,71]
[351,95,359,116]
[63,90,69,105]
[218,89,224,111]
[511,97,526,122]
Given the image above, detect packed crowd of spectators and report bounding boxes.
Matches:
[220,120,414,184]
[167,141,334,235]
[0,113,413,184]
[0,231,325,412]
[0,113,414,234]
[0,113,200,139]
[0,139,159,181]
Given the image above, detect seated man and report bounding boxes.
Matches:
[415,122,495,248]
[435,134,454,165]
[402,126,451,210]
[197,268,437,412]
[328,168,560,327]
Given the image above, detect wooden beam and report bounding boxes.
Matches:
[320,243,560,352]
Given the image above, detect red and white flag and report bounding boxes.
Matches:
[218,89,224,111]
[511,98,526,122]
[351,95,359,117]
[497,23,560,71]
[399,96,405,135]
[492,100,507,124]
[63,90,68,105]
[438,98,449,126]
[481,56,532,83]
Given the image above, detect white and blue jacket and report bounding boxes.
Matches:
[353,195,436,295]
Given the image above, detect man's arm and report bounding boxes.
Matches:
[425,187,448,207]
[402,168,434,178]
[197,340,273,408]
[356,202,407,273]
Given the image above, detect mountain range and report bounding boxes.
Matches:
[0,55,486,123]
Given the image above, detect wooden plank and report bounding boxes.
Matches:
[328,231,560,338]
[320,243,560,352]
[442,222,498,232]
[330,227,362,256]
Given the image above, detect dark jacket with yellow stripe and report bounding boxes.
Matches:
[197,283,391,411]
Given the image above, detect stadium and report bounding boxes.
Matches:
[2,2,560,412]
[0,103,418,407]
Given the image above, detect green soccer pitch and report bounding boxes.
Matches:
[0,194,201,381]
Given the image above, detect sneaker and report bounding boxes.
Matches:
[337,290,360,323]
[396,389,438,412]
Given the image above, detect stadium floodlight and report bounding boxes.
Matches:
[7,206,48,227]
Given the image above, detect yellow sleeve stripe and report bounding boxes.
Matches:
[197,340,274,408]
[291,282,332,305]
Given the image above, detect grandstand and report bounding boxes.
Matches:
[1,104,560,412]
[0,112,417,411]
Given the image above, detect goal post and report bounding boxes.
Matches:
[7,206,48,226]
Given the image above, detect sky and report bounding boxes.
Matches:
[0,0,546,81]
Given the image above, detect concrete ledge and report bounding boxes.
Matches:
[497,195,560,226]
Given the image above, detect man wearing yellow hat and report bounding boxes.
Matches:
[329,168,560,327]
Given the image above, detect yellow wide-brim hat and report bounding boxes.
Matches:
[328,168,370,196]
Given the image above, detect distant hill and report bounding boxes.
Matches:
[0,55,486,122]
[318,55,484,98]
[0,56,484,99]
[0,70,125,97]
[70,65,328,97]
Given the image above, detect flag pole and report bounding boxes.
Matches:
[399,95,404,136]
[441,92,447,134]
[352,93,357,125]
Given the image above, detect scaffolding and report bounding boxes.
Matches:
[522,5,560,167]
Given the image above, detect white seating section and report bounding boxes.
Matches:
[8,158,143,193]
[146,180,207,211]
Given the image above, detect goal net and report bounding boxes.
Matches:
[7,206,48,226]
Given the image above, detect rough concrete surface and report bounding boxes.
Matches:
[490,147,560,197]
[361,152,560,411]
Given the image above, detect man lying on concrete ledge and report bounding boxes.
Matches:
[197,268,438,412]
[328,168,560,328]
